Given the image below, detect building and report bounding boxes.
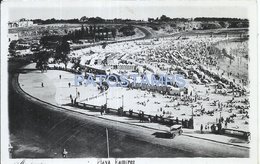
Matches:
[8,18,34,28]
[8,33,19,42]
[18,20,34,27]
[176,21,203,31]
[8,22,18,28]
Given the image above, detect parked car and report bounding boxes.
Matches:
[167,125,183,138]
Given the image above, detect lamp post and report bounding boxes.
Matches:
[191,105,194,119]
[106,128,109,158]
[76,87,78,98]
[106,92,108,106]
[220,111,222,123]
[191,105,194,129]
[122,95,124,110]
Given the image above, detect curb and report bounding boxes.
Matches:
[182,134,249,149]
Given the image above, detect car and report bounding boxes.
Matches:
[167,125,183,139]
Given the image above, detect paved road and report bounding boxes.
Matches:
[8,60,249,158]
[135,26,154,39]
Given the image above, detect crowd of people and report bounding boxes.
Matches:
[65,34,249,133]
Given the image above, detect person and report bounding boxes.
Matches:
[62,149,68,158]
[139,111,142,122]
[211,124,215,133]
[155,114,158,122]
[200,124,203,134]
[148,115,151,123]
[59,75,61,79]
[9,144,13,158]
[69,94,72,100]
[68,83,71,88]
[129,109,133,116]
[100,107,104,115]
[247,132,251,143]
[141,111,144,122]
[74,98,77,106]
[221,117,224,123]
[41,82,44,87]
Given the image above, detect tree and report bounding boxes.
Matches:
[85,26,89,35]
[101,29,104,40]
[35,51,52,72]
[80,16,88,22]
[119,26,135,36]
[89,26,93,35]
[241,21,249,28]
[228,22,240,28]
[112,28,116,40]
[160,15,170,22]
[93,25,96,41]
[74,30,81,40]
[105,28,109,40]
[148,18,154,22]
[40,35,62,50]
[72,58,81,70]
[55,40,70,68]
[81,25,85,36]
[8,40,17,56]
[219,21,229,28]
[98,26,101,39]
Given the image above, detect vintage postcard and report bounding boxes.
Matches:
[1,1,258,164]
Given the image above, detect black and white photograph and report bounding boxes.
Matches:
[1,1,258,164]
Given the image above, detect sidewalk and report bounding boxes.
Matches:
[18,65,250,149]
[61,104,250,149]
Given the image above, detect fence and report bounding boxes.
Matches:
[80,90,108,103]
[71,100,189,127]
[49,65,82,74]
[223,128,250,140]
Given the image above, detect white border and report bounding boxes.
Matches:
[1,1,258,164]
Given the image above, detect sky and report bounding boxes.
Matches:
[6,1,249,22]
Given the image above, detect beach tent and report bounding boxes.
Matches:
[168,86,181,95]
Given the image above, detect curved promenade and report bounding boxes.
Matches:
[17,64,250,152]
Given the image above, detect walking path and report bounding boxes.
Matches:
[18,64,250,149]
